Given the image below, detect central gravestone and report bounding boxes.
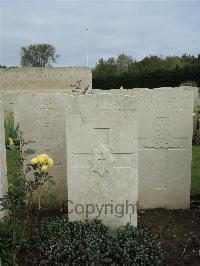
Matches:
[66,94,138,228]
[0,102,7,219]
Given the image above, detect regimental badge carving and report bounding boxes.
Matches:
[152,119,170,146]
[141,118,183,149]
[88,144,115,177]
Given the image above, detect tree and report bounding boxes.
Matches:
[20,43,59,67]
[116,54,133,73]
[93,57,117,78]
[92,53,200,89]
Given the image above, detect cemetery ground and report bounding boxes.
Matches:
[2,146,200,265]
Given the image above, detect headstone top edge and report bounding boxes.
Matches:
[0,66,91,72]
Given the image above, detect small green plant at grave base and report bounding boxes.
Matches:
[194,105,200,114]
[0,132,55,266]
[4,111,20,149]
[36,218,167,265]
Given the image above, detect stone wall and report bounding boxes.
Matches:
[0,67,92,113]
[0,67,92,91]
[0,102,7,219]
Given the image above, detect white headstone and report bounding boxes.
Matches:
[66,94,138,228]
[136,88,194,209]
[0,102,7,219]
[94,88,194,209]
[15,93,67,206]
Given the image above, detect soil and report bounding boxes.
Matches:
[18,196,200,266]
[139,195,200,266]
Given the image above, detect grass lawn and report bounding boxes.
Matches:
[6,149,20,171]
[191,145,200,195]
[6,149,20,182]
[6,146,200,195]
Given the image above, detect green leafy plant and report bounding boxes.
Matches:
[194,105,200,114]
[36,218,167,265]
[0,132,55,265]
[4,111,19,148]
[0,218,13,266]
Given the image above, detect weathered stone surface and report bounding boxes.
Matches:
[0,91,67,113]
[14,93,67,206]
[66,94,138,228]
[0,67,92,91]
[0,90,77,113]
[13,87,194,211]
[95,88,194,209]
[0,102,7,219]
[0,91,25,112]
[136,88,194,209]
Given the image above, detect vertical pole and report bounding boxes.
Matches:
[85,28,89,67]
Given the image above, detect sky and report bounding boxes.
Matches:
[0,0,200,67]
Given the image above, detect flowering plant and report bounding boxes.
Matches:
[29,154,54,209]
[0,133,55,265]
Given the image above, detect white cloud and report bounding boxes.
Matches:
[0,0,199,66]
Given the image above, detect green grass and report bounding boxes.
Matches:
[6,149,20,182]
[6,149,20,172]
[6,146,200,195]
[191,145,200,195]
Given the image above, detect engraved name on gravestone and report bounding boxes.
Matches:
[0,67,92,91]
[0,102,7,219]
[137,89,194,209]
[15,93,67,205]
[66,94,138,228]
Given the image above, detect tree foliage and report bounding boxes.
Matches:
[93,54,200,89]
[20,43,59,67]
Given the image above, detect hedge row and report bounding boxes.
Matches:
[92,65,200,89]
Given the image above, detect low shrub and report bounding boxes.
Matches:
[36,218,167,265]
[194,105,200,115]
[193,135,200,145]
[0,218,13,265]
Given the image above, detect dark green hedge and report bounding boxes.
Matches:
[93,65,200,89]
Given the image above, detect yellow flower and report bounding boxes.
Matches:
[47,157,53,166]
[37,155,46,164]
[41,165,48,172]
[31,157,38,165]
[40,154,49,159]
[8,137,14,145]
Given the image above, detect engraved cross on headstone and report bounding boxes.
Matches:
[72,127,134,176]
[98,153,106,165]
